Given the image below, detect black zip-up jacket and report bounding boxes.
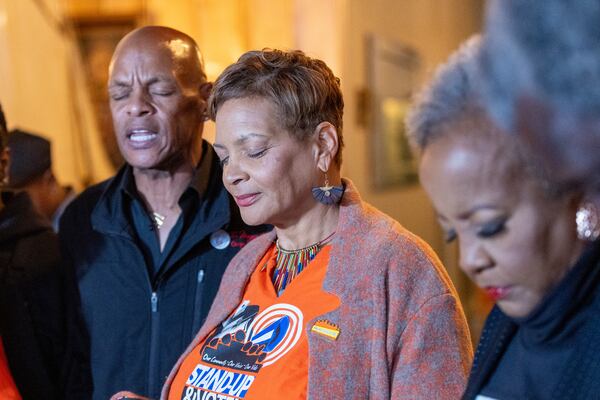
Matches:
[59,143,269,399]
[0,191,64,400]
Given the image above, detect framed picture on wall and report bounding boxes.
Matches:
[366,35,421,189]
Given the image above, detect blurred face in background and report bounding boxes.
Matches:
[420,122,582,318]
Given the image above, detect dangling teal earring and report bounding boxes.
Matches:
[312,173,344,205]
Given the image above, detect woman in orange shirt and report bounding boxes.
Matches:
[114,49,472,400]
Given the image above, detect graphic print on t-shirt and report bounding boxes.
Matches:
[181,300,304,400]
[170,244,339,400]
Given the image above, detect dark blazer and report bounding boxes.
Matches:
[0,191,64,400]
[60,142,269,399]
[463,243,600,400]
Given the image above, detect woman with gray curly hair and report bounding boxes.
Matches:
[479,0,600,191]
[408,35,600,399]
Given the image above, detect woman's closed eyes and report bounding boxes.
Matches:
[476,219,507,238]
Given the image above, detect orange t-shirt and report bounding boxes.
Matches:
[169,244,340,400]
[0,338,22,400]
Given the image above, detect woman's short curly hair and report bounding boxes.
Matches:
[208,49,344,164]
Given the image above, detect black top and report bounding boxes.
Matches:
[464,241,600,399]
[0,191,63,400]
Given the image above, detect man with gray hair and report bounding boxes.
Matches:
[478,0,600,189]
[60,26,268,399]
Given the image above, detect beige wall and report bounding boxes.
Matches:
[340,0,482,267]
[0,0,114,189]
[338,0,485,336]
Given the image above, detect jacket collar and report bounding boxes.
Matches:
[91,140,232,246]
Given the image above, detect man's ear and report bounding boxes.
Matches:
[199,82,213,102]
[314,122,339,172]
[199,82,213,121]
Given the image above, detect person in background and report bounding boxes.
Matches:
[59,26,269,399]
[0,104,65,399]
[479,0,600,191]
[114,48,472,400]
[7,129,76,231]
[408,36,600,399]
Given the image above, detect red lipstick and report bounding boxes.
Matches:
[484,286,511,301]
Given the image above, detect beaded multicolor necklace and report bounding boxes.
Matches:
[272,231,335,296]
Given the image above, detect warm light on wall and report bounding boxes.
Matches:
[204,61,225,81]
[0,10,7,28]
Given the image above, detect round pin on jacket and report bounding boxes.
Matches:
[210,229,231,250]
